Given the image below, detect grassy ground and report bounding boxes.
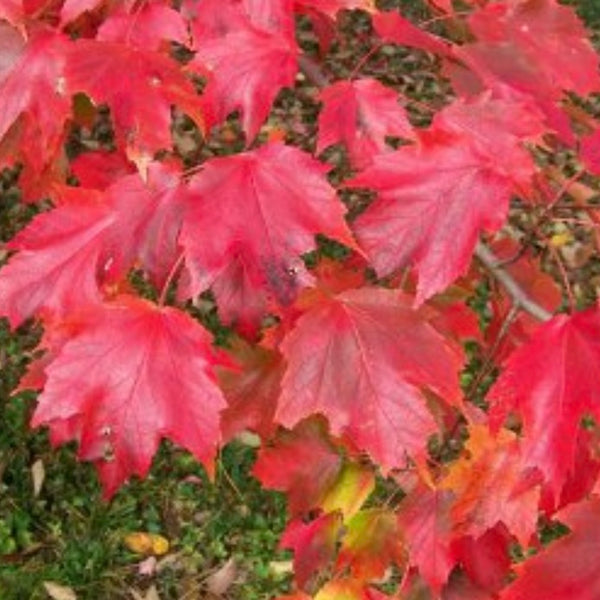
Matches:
[1,1,600,599]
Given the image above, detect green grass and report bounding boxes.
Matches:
[0,388,290,599]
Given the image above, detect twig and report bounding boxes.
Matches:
[474,242,552,322]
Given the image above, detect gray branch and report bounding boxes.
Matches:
[475,242,552,322]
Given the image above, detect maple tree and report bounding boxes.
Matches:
[2,0,600,597]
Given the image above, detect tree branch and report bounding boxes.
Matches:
[474,242,552,322]
[299,54,553,323]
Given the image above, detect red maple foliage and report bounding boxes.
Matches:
[1,0,600,597]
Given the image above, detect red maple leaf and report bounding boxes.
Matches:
[179,142,356,332]
[450,0,600,142]
[276,287,463,471]
[191,7,297,141]
[0,27,70,185]
[31,295,227,497]
[97,0,189,50]
[464,0,600,99]
[489,307,600,500]
[252,418,342,515]
[372,10,452,57]
[442,425,540,547]
[397,484,457,592]
[281,511,344,590]
[348,96,538,304]
[0,192,112,327]
[317,78,414,168]
[500,497,600,600]
[65,39,204,162]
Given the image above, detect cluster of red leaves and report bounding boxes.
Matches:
[2,0,600,598]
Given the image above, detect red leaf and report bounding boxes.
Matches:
[97,1,188,50]
[253,418,342,516]
[397,484,457,592]
[500,497,600,600]
[452,526,512,593]
[348,96,538,304]
[489,307,600,500]
[31,295,227,497]
[464,0,600,99]
[317,78,415,168]
[0,194,112,327]
[0,28,70,180]
[60,0,103,24]
[295,0,375,18]
[442,425,540,546]
[101,162,187,288]
[180,143,355,331]
[191,10,297,140]
[281,511,344,590]
[276,287,463,472]
[218,340,284,441]
[65,40,204,161]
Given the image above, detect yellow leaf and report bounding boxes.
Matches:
[124,532,170,556]
[550,231,573,248]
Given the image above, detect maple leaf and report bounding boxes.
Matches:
[0,27,70,185]
[31,295,227,497]
[218,340,284,441]
[97,1,189,50]
[337,508,404,581]
[463,0,600,100]
[500,497,600,600]
[489,307,600,500]
[276,287,463,472]
[0,193,112,327]
[317,78,415,168]
[190,5,297,140]
[442,425,540,546]
[99,162,187,288]
[253,418,342,516]
[281,511,344,590]
[179,142,355,331]
[397,484,457,592]
[450,0,600,142]
[348,96,538,304]
[453,526,512,594]
[65,40,204,164]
